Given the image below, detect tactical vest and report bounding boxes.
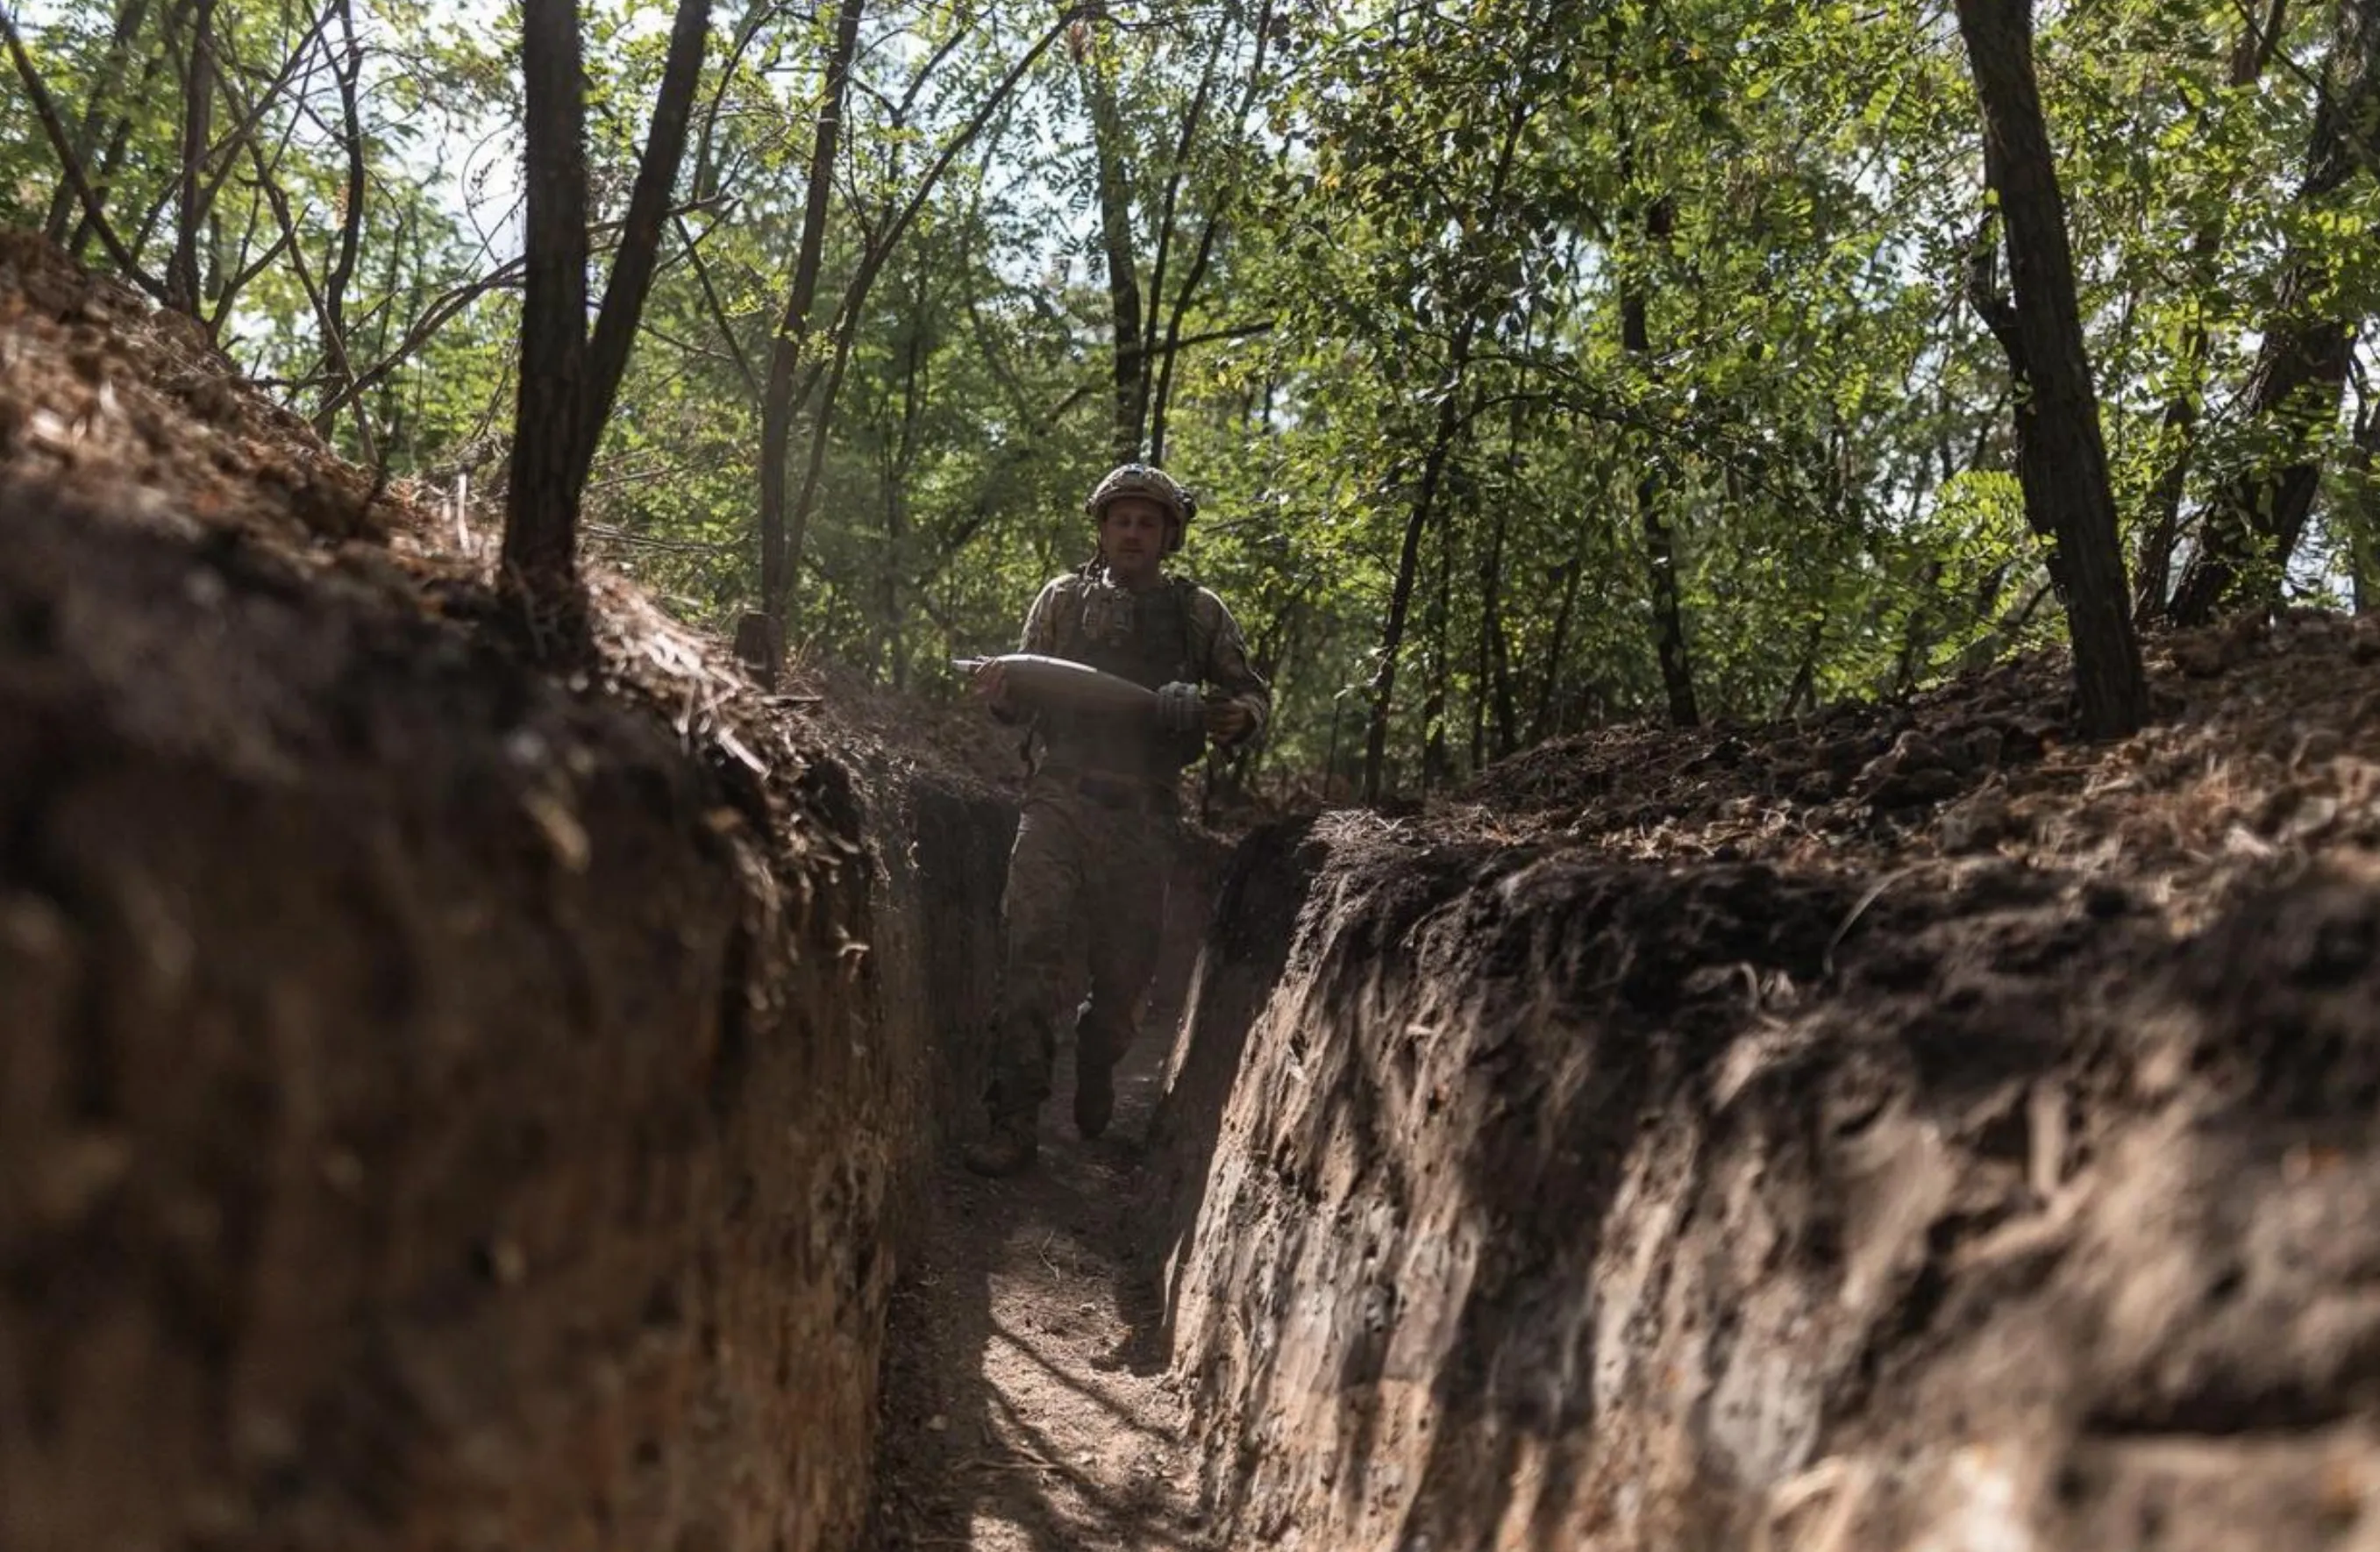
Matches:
[1037,572,1207,779]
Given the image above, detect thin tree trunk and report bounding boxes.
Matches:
[1471,492,1521,765]
[230,97,380,466]
[4,1,161,292]
[1954,0,2148,737]
[1148,0,1277,464]
[1420,460,1461,791]
[168,0,215,315]
[68,6,181,266]
[313,0,367,437]
[2170,0,2377,623]
[1471,495,1499,771]
[1622,188,1699,729]
[1363,338,1471,801]
[71,102,142,259]
[689,0,774,202]
[758,0,866,639]
[43,0,153,242]
[2349,389,2378,613]
[775,11,1076,624]
[1778,610,1826,718]
[1146,212,1219,467]
[1080,40,1145,460]
[1362,88,1536,799]
[880,289,928,687]
[2133,353,2206,623]
[1963,231,2062,574]
[1139,24,1225,425]
[2133,3,2286,623]
[1528,556,1583,746]
[572,0,712,489]
[503,0,593,651]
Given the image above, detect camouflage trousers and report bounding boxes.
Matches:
[985,777,1177,1119]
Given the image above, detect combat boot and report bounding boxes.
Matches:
[1073,1054,1115,1140]
[963,1113,1038,1178]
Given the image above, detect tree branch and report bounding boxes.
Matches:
[574,0,714,488]
[674,212,762,398]
[1,1,166,295]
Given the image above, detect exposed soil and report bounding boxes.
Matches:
[0,232,1010,1552]
[1142,617,2380,1550]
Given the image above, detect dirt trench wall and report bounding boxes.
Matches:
[0,488,1010,1552]
[1155,812,2380,1551]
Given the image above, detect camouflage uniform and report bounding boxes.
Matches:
[984,566,1272,1128]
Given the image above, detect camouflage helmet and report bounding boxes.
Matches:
[1084,462,1194,552]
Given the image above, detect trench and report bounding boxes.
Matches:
[12,448,2380,1552]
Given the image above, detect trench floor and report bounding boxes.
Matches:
[866,1019,1207,1550]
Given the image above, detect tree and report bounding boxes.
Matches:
[21,0,2380,788]
[2167,0,2378,623]
[753,0,866,666]
[1952,0,2149,737]
[502,0,714,654]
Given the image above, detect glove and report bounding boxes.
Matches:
[1155,681,1205,738]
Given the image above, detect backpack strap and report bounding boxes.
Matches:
[1050,563,1098,659]
[1173,575,1200,680]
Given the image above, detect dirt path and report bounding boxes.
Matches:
[866,1017,1208,1551]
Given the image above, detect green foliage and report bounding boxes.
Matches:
[9,0,2376,792]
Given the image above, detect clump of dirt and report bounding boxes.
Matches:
[1149,617,2380,1549]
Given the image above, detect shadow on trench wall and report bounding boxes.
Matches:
[1146,798,2380,1552]
[1141,814,1328,1335]
[1149,829,1883,1550]
[898,785,1021,1150]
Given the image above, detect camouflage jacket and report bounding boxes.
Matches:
[1001,566,1272,776]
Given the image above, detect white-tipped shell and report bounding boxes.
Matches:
[983,652,1160,717]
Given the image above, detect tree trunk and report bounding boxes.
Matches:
[1147,0,1274,466]
[502,0,594,653]
[1420,468,1460,792]
[1362,347,1470,802]
[2169,0,2377,624]
[880,292,929,687]
[1364,89,1534,798]
[316,0,368,438]
[1528,550,1584,746]
[1622,191,1699,729]
[1471,492,1511,770]
[573,0,712,489]
[2349,392,2378,613]
[1778,609,1826,718]
[167,0,214,315]
[759,0,866,633]
[1080,43,1146,460]
[70,73,155,260]
[2132,4,2285,623]
[43,0,153,243]
[774,12,1074,622]
[1953,0,2148,737]
[1139,25,1223,434]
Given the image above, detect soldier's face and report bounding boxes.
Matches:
[1099,498,1172,585]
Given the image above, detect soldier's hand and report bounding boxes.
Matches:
[1203,699,1253,744]
[972,659,1013,713]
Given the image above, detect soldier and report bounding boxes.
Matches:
[963,464,1272,1178]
